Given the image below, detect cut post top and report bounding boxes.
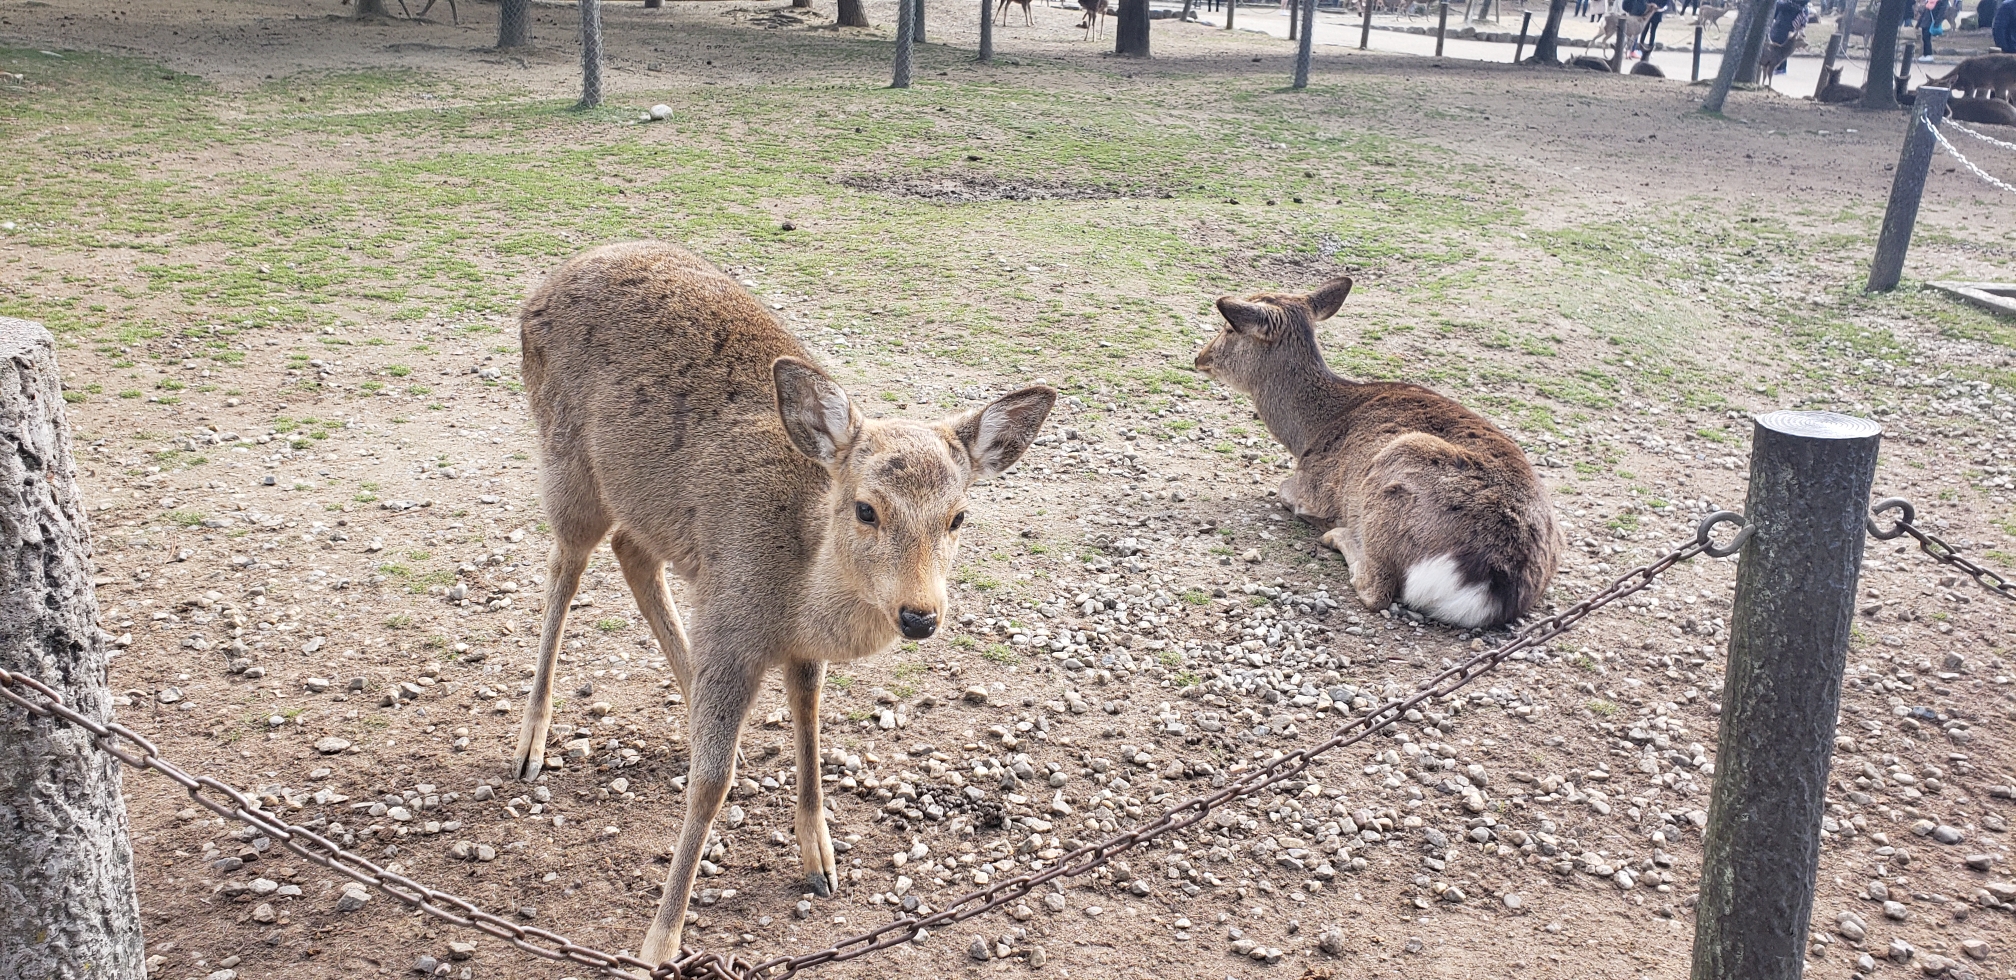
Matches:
[1754,410,1881,440]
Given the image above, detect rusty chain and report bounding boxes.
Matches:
[1867,497,2016,603]
[0,510,1753,980]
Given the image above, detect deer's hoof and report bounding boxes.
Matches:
[509,753,545,782]
[806,870,835,898]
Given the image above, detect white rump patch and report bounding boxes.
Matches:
[1401,554,1497,628]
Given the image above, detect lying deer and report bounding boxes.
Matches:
[1815,65,1862,103]
[1080,0,1110,38]
[997,0,1034,24]
[509,241,1056,965]
[1193,279,1561,628]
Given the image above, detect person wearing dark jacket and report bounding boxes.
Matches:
[1997,0,2016,52]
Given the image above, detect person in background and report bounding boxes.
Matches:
[1919,0,1947,59]
[1637,0,1672,55]
[1997,0,2016,52]
[1767,0,1808,71]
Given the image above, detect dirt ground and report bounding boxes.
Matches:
[2,1,2015,979]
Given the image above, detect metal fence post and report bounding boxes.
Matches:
[1691,411,1882,980]
[1867,86,1950,292]
[1691,22,1703,80]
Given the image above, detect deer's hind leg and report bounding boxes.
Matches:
[611,530,695,696]
[510,470,610,781]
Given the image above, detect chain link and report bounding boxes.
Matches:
[1867,497,2016,603]
[1929,116,2016,198]
[1946,118,2016,154]
[0,511,1749,980]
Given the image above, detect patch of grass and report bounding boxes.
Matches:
[1587,699,1618,717]
[594,617,627,632]
[982,644,1021,665]
[384,612,413,629]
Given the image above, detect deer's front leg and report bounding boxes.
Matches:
[639,653,764,967]
[785,658,837,897]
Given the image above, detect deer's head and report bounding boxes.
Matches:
[773,357,1054,643]
[1193,276,1353,394]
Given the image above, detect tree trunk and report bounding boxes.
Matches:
[498,0,530,47]
[1527,0,1570,61]
[914,0,927,41]
[354,0,394,18]
[979,0,994,59]
[838,0,871,26]
[1116,0,1152,54]
[1861,0,1907,108]
[577,0,602,109]
[794,0,812,9]
[1732,0,1774,81]
[0,317,145,980]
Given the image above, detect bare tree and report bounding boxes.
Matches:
[838,0,871,26]
[499,0,531,47]
[0,317,145,980]
[1525,0,1571,62]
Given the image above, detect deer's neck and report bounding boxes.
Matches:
[1250,353,1358,460]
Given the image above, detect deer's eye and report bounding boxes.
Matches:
[949,511,966,532]
[855,501,878,526]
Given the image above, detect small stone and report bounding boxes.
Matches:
[305,677,330,693]
[1027,947,1048,968]
[249,877,278,895]
[1836,911,1867,941]
[472,785,494,801]
[1613,869,1636,890]
[1932,825,1965,845]
[1240,548,1261,563]
[1884,900,1910,921]
[1043,893,1066,911]
[649,103,673,121]
[207,971,238,980]
[336,883,370,911]
[968,936,990,961]
[448,941,476,960]
[1502,893,1524,911]
[475,844,496,862]
[1965,853,1994,871]
[963,686,989,705]
[157,687,183,704]
[1857,952,1877,974]
[314,736,351,755]
[1889,938,1916,963]
[411,955,438,974]
[1318,925,1347,955]
[251,902,276,923]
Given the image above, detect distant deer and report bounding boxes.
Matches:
[1815,65,1862,102]
[1193,279,1562,628]
[509,242,1056,966]
[1594,11,1651,51]
[1693,4,1732,33]
[1080,0,1110,38]
[997,0,1033,25]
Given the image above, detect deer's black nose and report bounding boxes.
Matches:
[899,608,938,640]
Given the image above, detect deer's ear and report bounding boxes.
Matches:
[1307,277,1354,321]
[951,386,1056,482]
[773,357,859,464]
[1215,296,1284,341]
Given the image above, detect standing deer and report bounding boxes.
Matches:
[1193,279,1561,628]
[996,0,1033,25]
[509,241,1056,966]
[1080,0,1111,38]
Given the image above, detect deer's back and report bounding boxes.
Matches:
[518,242,827,578]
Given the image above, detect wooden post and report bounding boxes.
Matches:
[1691,411,1882,980]
[1611,16,1627,69]
[1294,0,1318,85]
[1360,0,1373,46]
[1435,0,1449,55]
[1867,86,1949,292]
[1692,22,1703,78]
[1814,31,1843,96]
[1228,0,1237,30]
[1514,9,1532,59]
[893,0,914,87]
[979,0,993,60]
[0,317,147,979]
